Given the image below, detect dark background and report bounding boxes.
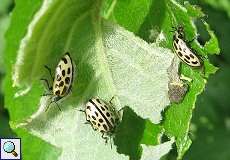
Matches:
[0,0,229,159]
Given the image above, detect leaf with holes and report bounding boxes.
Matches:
[103,0,220,159]
[4,0,179,160]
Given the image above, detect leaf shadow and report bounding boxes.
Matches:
[24,52,99,131]
[138,0,167,42]
[114,106,145,160]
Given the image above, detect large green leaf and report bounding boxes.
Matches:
[4,0,220,159]
[102,0,220,159]
[4,0,180,159]
[0,16,10,72]
[3,0,61,158]
[0,0,14,138]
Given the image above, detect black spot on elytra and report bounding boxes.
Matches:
[178,51,183,57]
[98,123,101,127]
[190,54,195,59]
[179,47,182,51]
[96,98,101,104]
[192,61,198,64]
[92,116,96,120]
[184,58,190,64]
[59,81,64,87]
[62,70,65,76]
[173,42,178,50]
[175,38,179,43]
[62,57,67,64]
[185,55,190,60]
[55,90,60,95]
[61,86,67,95]
[106,112,110,117]
[87,106,91,110]
[92,121,96,125]
[103,124,108,131]
[56,75,61,81]
[101,106,105,111]
[88,115,90,119]
[99,119,103,123]
[65,77,70,84]
[95,111,98,117]
[104,105,108,110]
[67,67,71,74]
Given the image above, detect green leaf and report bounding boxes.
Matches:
[0,0,13,138]
[0,16,10,72]
[203,20,220,55]
[0,0,13,15]
[184,1,205,18]
[199,1,230,64]
[102,0,153,33]
[203,0,230,18]
[14,128,61,160]
[185,66,230,160]
[141,138,174,160]
[185,1,230,159]
[102,0,220,159]
[4,0,220,159]
[5,0,177,159]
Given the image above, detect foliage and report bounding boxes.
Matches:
[0,0,223,160]
[184,1,230,159]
